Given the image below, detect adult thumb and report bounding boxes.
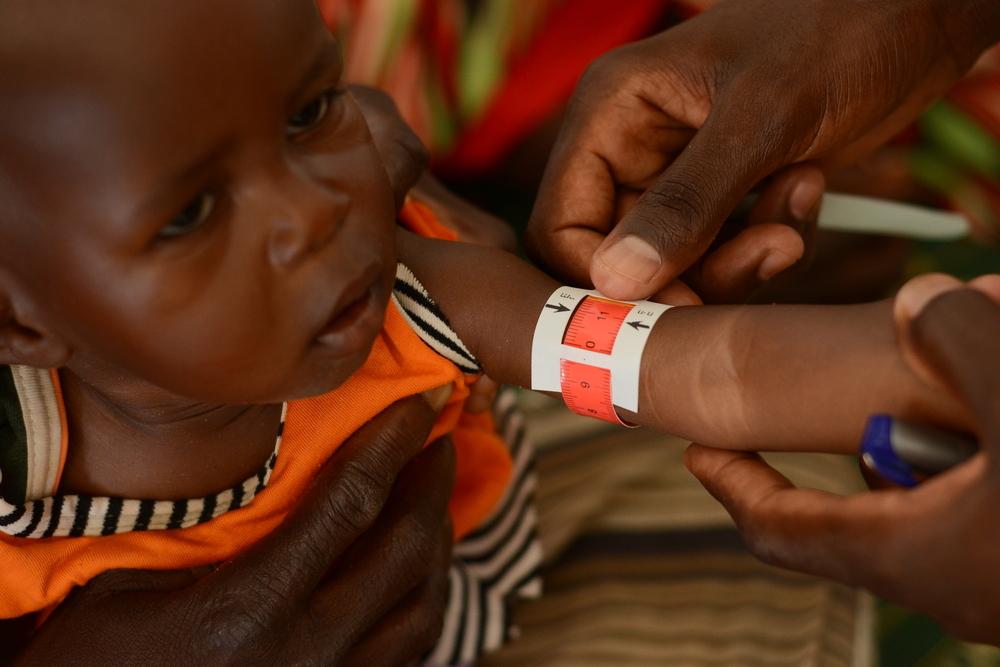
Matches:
[590,112,780,300]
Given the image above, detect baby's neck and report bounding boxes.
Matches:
[56,370,283,500]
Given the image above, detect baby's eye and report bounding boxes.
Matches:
[159,192,215,239]
[287,91,332,136]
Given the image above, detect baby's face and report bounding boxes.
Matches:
[0,1,397,403]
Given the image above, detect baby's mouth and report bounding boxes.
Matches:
[313,270,387,356]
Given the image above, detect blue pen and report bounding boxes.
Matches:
[860,415,978,487]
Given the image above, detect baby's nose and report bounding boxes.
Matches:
[265,171,350,269]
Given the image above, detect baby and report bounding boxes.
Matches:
[0,0,970,663]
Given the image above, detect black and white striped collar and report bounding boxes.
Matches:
[0,263,479,539]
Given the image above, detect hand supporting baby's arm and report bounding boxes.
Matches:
[398,230,967,453]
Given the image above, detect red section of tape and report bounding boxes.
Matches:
[562,296,634,354]
[560,359,626,425]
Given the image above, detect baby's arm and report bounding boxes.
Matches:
[398,230,967,453]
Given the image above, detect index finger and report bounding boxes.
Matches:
[526,146,617,287]
[216,395,439,605]
[590,105,785,300]
[683,444,904,590]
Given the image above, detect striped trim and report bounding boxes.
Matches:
[9,366,63,500]
[392,263,481,374]
[0,263,484,540]
[425,388,543,666]
[1,268,539,665]
[0,403,288,539]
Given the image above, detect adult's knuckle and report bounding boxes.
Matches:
[639,179,713,247]
[578,49,626,89]
[321,464,387,534]
[571,45,647,114]
[196,592,285,662]
[396,512,439,570]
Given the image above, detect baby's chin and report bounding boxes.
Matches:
[278,292,390,401]
[280,340,377,402]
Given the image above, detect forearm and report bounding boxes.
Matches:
[636,302,967,453]
[400,233,967,454]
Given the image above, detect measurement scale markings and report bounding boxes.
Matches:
[562,296,634,354]
[560,359,620,424]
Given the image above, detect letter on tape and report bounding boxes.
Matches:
[531,287,670,419]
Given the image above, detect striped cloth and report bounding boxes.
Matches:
[484,392,876,667]
[430,388,542,665]
[0,264,478,540]
[393,263,480,374]
[0,408,286,539]
[0,264,543,666]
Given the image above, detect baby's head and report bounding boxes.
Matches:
[0,1,397,405]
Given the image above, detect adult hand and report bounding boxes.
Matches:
[352,84,516,252]
[528,0,1000,302]
[685,273,1000,644]
[351,85,429,210]
[15,394,456,666]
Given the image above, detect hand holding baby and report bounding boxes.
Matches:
[14,398,454,667]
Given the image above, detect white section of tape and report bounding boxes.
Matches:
[531,287,591,393]
[608,299,670,411]
[530,287,671,413]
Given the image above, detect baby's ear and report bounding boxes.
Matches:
[0,291,71,368]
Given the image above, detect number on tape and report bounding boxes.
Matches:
[560,360,624,424]
[532,286,671,423]
[562,296,634,354]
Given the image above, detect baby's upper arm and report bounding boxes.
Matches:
[395,228,556,388]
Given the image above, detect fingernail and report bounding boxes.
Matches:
[895,273,964,319]
[421,384,453,412]
[757,249,795,281]
[597,235,662,284]
[788,173,825,221]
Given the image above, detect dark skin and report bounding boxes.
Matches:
[0,2,451,663]
[398,231,970,453]
[14,397,457,666]
[527,0,1000,302]
[0,1,399,498]
[685,274,1000,644]
[0,0,984,661]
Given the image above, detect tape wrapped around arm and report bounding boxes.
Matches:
[531,287,670,424]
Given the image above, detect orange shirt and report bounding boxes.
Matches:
[0,201,512,618]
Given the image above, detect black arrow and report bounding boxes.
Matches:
[545,302,570,314]
[627,320,650,330]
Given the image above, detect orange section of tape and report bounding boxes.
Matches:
[559,359,626,425]
[562,296,634,354]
